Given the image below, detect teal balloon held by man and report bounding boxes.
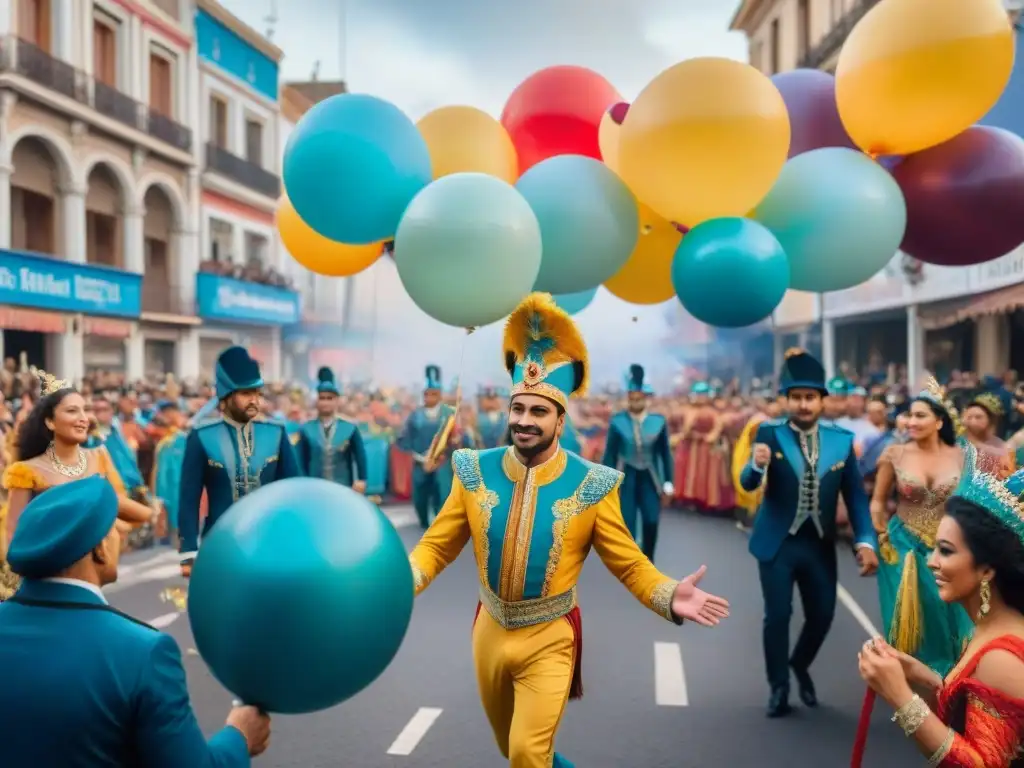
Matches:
[187,478,414,715]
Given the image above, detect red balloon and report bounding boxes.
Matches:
[501,66,622,174]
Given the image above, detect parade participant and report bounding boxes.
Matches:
[858,472,1024,767]
[86,394,148,500]
[152,401,189,545]
[0,476,270,766]
[408,293,730,768]
[178,347,300,576]
[295,367,367,492]
[964,391,1008,455]
[476,385,509,449]
[602,364,674,560]
[739,348,878,718]
[822,376,849,425]
[396,365,455,529]
[674,381,730,512]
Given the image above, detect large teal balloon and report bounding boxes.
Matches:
[554,287,597,315]
[188,479,413,714]
[283,94,432,245]
[753,147,907,293]
[394,173,542,327]
[671,218,789,328]
[516,155,639,294]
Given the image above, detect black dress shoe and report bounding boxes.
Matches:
[767,688,792,718]
[791,666,818,707]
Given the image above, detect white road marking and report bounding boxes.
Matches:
[837,584,881,639]
[386,707,443,755]
[148,612,181,629]
[653,641,688,706]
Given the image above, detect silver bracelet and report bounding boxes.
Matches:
[892,694,931,736]
[927,727,955,766]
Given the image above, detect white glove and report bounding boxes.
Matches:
[662,481,674,496]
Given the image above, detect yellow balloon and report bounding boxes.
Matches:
[604,204,682,305]
[836,0,1014,156]
[618,57,790,229]
[598,109,622,173]
[277,197,382,277]
[416,106,518,183]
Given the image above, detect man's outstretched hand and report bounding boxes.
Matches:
[671,565,730,627]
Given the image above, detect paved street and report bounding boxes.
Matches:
[109,509,920,767]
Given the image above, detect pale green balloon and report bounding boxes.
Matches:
[394,173,542,328]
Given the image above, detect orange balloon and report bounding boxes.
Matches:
[277,197,383,277]
[604,204,681,305]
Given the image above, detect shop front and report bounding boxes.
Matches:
[0,248,142,381]
[195,273,300,383]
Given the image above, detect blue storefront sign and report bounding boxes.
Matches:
[196,273,299,325]
[0,249,142,318]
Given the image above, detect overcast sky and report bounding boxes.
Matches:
[220,0,747,387]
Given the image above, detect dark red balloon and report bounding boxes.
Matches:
[770,69,856,158]
[501,66,622,174]
[893,126,1024,267]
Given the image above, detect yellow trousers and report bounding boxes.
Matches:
[473,608,575,767]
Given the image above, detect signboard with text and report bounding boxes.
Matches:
[196,272,300,325]
[0,249,142,318]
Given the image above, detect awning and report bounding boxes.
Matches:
[919,282,1024,331]
[83,317,133,339]
[0,307,66,333]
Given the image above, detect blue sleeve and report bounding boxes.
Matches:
[655,422,673,484]
[178,431,206,557]
[134,634,250,768]
[396,416,414,453]
[739,423,772,492]
[294,431,310,476]
[601,423,621,467]
[350,427,367,482]
[277,428,301,479]
[841,439,877,550]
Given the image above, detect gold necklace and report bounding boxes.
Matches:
[47,442,87,477]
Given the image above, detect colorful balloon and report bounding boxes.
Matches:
[893,126,1024,267]
[416,105,518,183]
[771,69,855,158]
[619,57,791,228]
[516,155,638,295]
[188,479,413,714]
[836,0,1015,156]
[754,148,907,293]
[501,66,622,174]
[554,288,598,315]
[394,173,541,328]
[277,197,382,277]
[598,102,629,173]
[604,203,681,305]
[283,94,432,244]
[671,218,788,328]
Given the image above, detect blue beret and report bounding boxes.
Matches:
[7,476,119,579]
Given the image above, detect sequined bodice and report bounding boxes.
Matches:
[893,467,960,547]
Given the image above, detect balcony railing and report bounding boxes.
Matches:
[205,142,282,198]
[0,36,192,153]
[797,0,883,70]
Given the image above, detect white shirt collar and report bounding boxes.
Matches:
[43,577,108,604]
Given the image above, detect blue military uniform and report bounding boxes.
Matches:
[602,364,674,561]
[396,365,455,529]
[559,415,583,454]
[738,349,877,717]
[295,367,367,487]
[179,346,300,563]
[476,385,509,449]
[0,476,250,768]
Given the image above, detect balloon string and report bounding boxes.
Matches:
[453,327,474,426]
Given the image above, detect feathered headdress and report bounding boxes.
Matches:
[779,348,827,395]
[917,377,964,438]
[503,293,588,410]
[971,392,1005,419]
[30,366,71,397]
[316,366,340,395]
[626,363,652,394]
[954,470,1024,547]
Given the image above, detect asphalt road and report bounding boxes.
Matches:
[109,509,920,767]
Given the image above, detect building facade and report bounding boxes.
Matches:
[0,0,198,381]
[731,0,1024,384]
[192,0,296,382]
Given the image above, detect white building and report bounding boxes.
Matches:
[0,0,199,382]
[192,0,295,382]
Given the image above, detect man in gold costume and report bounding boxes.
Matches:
[408,293,731,768]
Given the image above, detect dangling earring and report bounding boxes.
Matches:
[979,579,992,620]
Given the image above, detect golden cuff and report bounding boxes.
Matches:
[480,585,577,630]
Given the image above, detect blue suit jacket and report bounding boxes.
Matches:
[739,418,877,562]
[602,411,673,487]
[0,580,249,768]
